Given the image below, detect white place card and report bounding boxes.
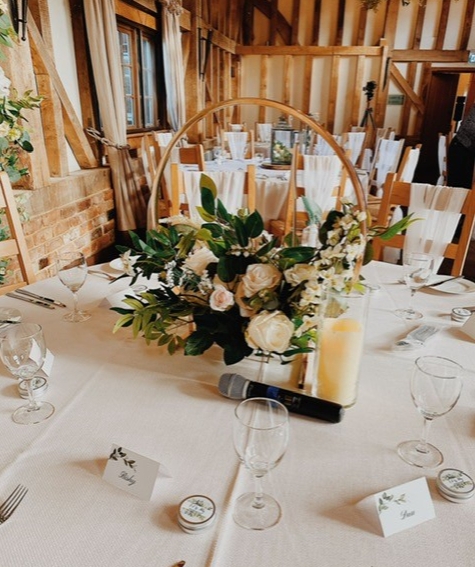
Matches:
[461,313,475,341]
[103,444,168,500]
[357,477,435,537]
[37,349,54,378]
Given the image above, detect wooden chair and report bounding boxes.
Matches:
[372,177,475,276]
[178,144,206,171]
[169,163,256,218]
[396,144,422,182]
[221,130,255,159]
[0,172,35,294]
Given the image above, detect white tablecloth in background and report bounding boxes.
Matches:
[0,261,475,566]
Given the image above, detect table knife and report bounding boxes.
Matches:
[428,275,464,288]
[6,292,55,309]
[15,288,67,308]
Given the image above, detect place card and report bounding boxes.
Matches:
[103,443,169,500]
[37,349,54,378]
[357,477,435,537]
[461,313,475,341]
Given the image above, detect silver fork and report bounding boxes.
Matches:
[0,485,28,524]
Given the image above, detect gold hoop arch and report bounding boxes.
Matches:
[148,97,366,234]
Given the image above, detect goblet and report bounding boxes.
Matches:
[233,397,289,530]
[0,323,55,424]
[56,251,91,322]
[395,251,434,320]
[397,356,463,468]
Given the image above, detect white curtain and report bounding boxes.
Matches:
[83,0,147,231]
[160,0,186,131]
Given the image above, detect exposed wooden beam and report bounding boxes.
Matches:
[460,0,475,50]
[392,49,469,62]
[27,11,98,169]
[291,0,301,45]
[390,63,425,115]
[237,45,382,56]
[335,0,345,46]
[253,0,291,44]
[435,0,451,50]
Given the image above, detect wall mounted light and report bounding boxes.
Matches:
[8,0,28,41]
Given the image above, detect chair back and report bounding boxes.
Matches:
[437,133,449,185]
[373,178,475,275]
[397,144,421,182]
[222,131,255,160]
[169,163,256,219]
[341,131,366,165]
[0,172,36,294]
[178,144,206,171]
[154,130,174,147]
[255,123,272,143]
[371,138,405,194]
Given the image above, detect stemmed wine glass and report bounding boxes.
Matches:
[233,397,289,530]
[56,251,91,322]
[397,356,463,468]
[395,251,434,320]
[0,323,55,424]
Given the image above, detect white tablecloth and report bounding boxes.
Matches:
[0,262,475,566]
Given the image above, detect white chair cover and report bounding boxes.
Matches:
[360,148,373,172]
[374,139,404,195]
[302,155,342,213]
[314,135,340,156]
[182,170,247,222]
[437,135,447,185]
[399,147,420,182]
[226,132,248,160]
[256,123,272,143]
[405,183,468,273]
[155,132,173,147]
[344,132,366,165]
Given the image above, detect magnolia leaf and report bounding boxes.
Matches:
[217,255,235,282]
[196,206,216,223]
[195,227,213,241]
[201,186,216,216]
[185,330,214,356]
[256,237,278,257]
[233,216,248,247]
[217,199,232,223]
[363,241,374,265]
[279,246,315,263]
[245,211,264,238]
[200,223,223,238]
[200,173,218,198]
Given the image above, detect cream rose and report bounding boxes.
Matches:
[284,263,317,286]
[184,247,218,276]
[209,285,234,312]
[246,310,294,353]
[241,264,281,298]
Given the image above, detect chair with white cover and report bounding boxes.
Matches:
[371,138,405,196]
[0,172,36,294]
[437,134,448,185]
[373,178,475,276]
[341,131,366,166]
[154,130,174,147]
[255,123,272,143]
[169,163,256,221]
[397,144,421,182]
[222,130,254,160]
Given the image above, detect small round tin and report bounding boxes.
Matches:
[178,495,216,534]
[451,308,471,323]
[18,377,48,399]
[437,468,475,503]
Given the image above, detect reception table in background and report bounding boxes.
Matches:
[0,261,475,567]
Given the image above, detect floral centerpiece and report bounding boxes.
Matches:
[113,174,410,365]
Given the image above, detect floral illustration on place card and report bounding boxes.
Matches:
[109,446,137,471]
[377,491,406,514]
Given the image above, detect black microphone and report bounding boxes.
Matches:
[218,373,344,423]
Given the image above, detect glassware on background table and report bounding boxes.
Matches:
[233,397,289,530]
[397,356,463,468]
[395,251,434,320]
[254,152,264,165]
[0,322,54,424]
[213,147,224,164]
[57,251,91,322]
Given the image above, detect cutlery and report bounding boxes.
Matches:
[6,292,55,309]
[0,320,20,325]
[0,484,28,524]
[427,276,464,288]
[15,288,67,308]
[88,269,116,281]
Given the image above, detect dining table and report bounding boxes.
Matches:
[0,259,475,566]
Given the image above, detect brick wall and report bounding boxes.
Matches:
[19,167,115,281]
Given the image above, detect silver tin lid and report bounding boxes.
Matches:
[178,495,216,533]
[451,308,471,323]
[18,377,48,399]
[437,468,475,502]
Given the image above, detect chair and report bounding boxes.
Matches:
[341,131,366,166]
[221,130,254,160]
[0,172,36,294]
[437,133,449,185]
[269,154,347,238]
[140,133,160,189]
[178,144,206,171]
[255,122,272,143]
[153,130,174,147]
[370,138,405,195]
[169,163,257,219]
[396,144,422,182]
[372,178,475,275]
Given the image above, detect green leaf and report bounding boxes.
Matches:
[201,223,223,238]
[245,211,264,238]
[217,199,232,223]
[201,186,216,216]
[185,329,215,356]
[200,173,218,199]
[217,255,235,282]
[196,206,216,223]
[233,216,248,247]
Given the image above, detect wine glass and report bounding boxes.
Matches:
[213,147,224,165]
[233,397,289,530]
[397,356,463,468]
[0,323,55,425]
[395,251,434,320]
[57,251,91,322]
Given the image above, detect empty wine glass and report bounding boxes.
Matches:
[57,251,91,322]
[395,251,434,320]
[0,323,55,424]
[213,147,224,164]
[233,397,289,530]
[397,356,463,468]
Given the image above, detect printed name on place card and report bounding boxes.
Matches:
[103,444,169,500]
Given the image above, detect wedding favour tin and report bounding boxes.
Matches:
[451,308,471,323]
[178,495,216,534]
[18,377,48,399]
[436,468,475,503]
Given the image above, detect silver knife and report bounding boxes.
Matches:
[15,288,67,308]
[429,276,464,288]
[6,292,55,309]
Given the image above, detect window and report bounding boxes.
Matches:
[117,22,159,130]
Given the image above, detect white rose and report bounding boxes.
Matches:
[0,68,10,98]
[241,264,281,298]
[284,263,317,286]
[184,246,218,276]
[209,284,234,312]
[246,310,294,353]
